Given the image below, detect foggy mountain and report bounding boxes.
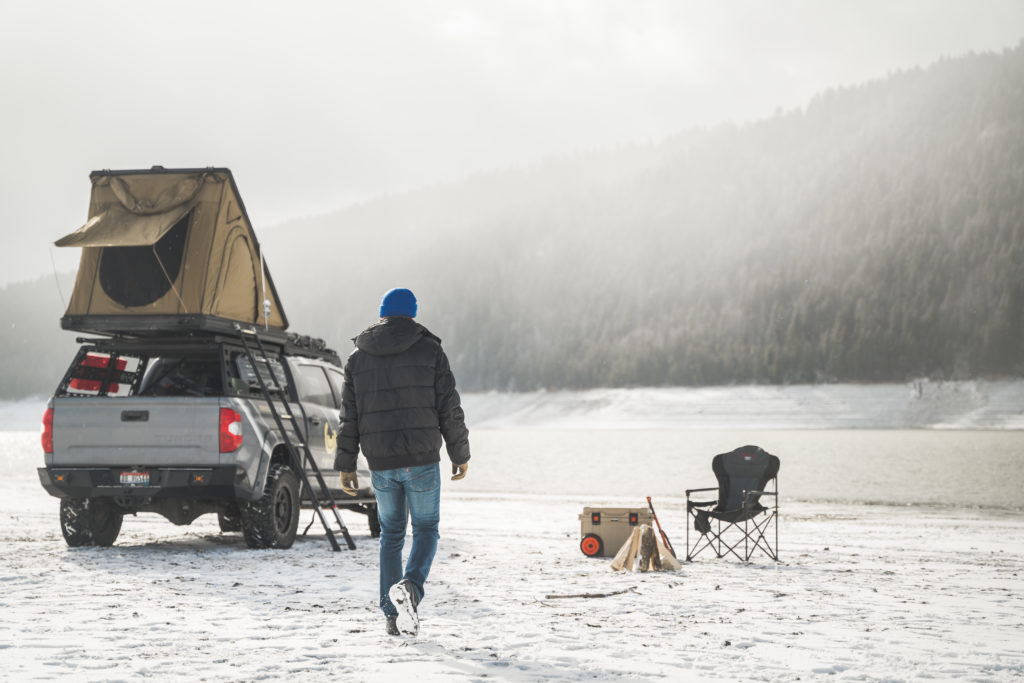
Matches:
[264,45,1024,391]
[0,271,79,398]
[3,45,1022,398]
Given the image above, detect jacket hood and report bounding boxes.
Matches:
[353,317,440,356]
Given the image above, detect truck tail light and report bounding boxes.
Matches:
[41,407,54,454]
[219,408,243,453]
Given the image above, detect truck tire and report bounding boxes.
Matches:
[218,505,242,532]
[241,463,300,549]
[60,498,123,547]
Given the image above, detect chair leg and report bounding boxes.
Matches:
[750,511,778,562]
[743,515,776,561]
[685,505,690,561]
[686,508,779,562]
[687,533,715,561]
[703,513,779,562]
[686,507,720,561]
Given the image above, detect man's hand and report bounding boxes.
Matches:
[340,471,359,496]
[451,463,468,481]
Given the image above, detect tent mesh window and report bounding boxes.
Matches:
[99,211,191,307]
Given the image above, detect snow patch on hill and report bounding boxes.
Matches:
[5,379,1023,433]
[464,380,1024,430]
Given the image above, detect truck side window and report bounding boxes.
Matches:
[233,353,289,394]
[295,364,335,407]
[326,369,345,407]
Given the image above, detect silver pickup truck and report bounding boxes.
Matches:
[38,332,376,549]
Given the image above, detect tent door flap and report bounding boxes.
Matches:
[55,203,193,248]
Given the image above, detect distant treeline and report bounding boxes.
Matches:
[0,272,79,398]
[2,45,1022,398]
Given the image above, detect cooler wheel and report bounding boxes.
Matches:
[580,533,603,557]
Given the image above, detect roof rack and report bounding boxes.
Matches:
[72,320,341,365]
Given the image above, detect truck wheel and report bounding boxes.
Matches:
[60,498,123,547]
[90,500,123,546]
[242,464,299,549]
[368,505,381,538]
[218,505,242,532]
[60,498,93,547]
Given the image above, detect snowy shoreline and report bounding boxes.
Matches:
[2,482,1022,681]
[5,379,1024,431]
[463,380,1024,430]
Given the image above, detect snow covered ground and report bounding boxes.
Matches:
[2,383,1023,681]
[2,463,1022,681]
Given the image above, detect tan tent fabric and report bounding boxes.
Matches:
[211,228,260,321]
[57,167,288,332]
[54,202,194,248]
[106,173,204,215]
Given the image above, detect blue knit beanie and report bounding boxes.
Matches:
[379,288,417,318]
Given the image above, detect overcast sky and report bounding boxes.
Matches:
[1,0,1022,285]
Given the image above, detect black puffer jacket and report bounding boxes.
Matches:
[334,317,471,472]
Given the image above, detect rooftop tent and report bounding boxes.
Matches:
[56,167,288,335]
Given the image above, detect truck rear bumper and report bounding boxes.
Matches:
[37,466,255,501]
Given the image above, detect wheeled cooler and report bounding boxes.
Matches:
[578,506,653,557]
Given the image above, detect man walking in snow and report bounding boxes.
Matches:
[335,288,471,636]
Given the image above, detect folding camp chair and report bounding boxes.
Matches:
[685,445,779,562]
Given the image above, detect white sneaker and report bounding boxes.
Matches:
[388,579,420,636]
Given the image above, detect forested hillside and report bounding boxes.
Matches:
[0,272,79,397]
[3,46,1022,397]
[264,45,1024,390]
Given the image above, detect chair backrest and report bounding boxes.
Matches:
[712,445,780,512]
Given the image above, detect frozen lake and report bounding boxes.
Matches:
[462,428,1024,510]
[7,379,1024,510]
[7,426,1024,510]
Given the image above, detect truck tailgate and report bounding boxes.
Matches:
[51,397,222,466]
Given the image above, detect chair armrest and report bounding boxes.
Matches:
[741,489,778,510]
[686,487,718,497]
[688,486,719,510]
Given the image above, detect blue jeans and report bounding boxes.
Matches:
[371,462,441,618]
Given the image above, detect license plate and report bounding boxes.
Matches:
[120,471,150,486]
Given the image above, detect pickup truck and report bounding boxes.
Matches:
[37,331,377,549]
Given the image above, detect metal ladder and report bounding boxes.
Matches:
[235,324,355,551]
